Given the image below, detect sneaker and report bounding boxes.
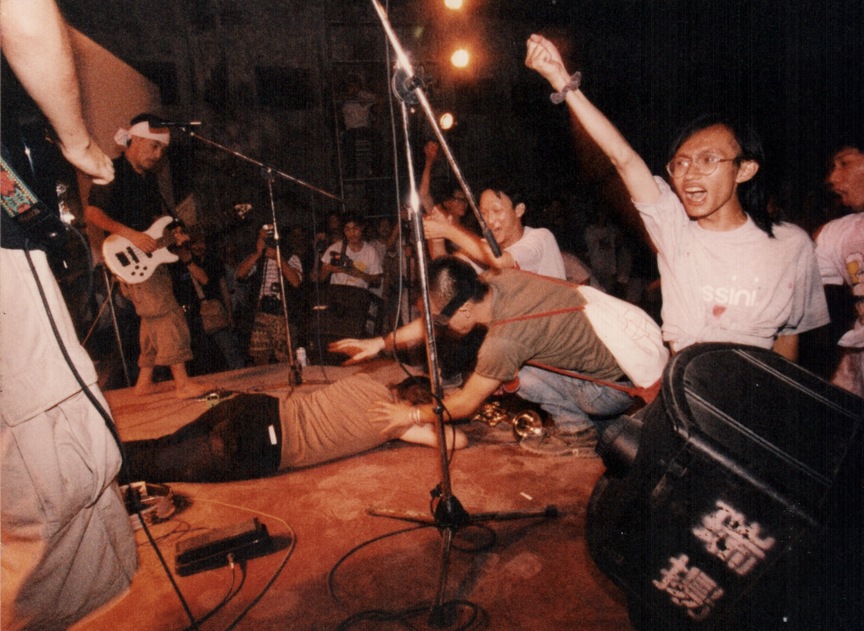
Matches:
[518,425,599,457]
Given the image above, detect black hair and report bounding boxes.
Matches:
[668,113,774,237]
[129,112,165,127]
[391,376,434,405]
[428,256,489,312]
[341,212,365,227]
[827,135,864,157]
[480,177,528,211]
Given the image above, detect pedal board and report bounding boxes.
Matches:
[175,518,273,576]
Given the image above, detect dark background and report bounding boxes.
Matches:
[5,0,863,230]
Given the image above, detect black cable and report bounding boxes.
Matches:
[329,521,490,630]
[23,242,202,631]
[336,599,485,631]
[328,524,431,606]
[222,525,295,630]
[184,558,246,630]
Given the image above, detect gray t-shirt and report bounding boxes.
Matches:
[278,373,399,469]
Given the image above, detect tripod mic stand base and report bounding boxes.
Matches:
[367,501,559,527]
[287,364,302,386]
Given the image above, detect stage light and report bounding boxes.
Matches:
[450,48,470,68]
[444,0,463,9]
[439,112,454,130]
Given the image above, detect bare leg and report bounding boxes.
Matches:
[134,366,171,396]
[169,362,215,399]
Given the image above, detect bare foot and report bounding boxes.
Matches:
[134,381,172,396]
[175,381,217,399]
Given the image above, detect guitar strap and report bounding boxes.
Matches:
[490,307,660,403]
[0,154,67,252]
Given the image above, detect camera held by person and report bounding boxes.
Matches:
[329,251,354,269]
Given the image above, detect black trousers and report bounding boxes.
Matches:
[122,394,282,483]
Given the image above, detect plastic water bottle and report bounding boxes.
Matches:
[296,347,308,367]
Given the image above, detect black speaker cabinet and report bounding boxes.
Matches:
[307,285,382,364]
[587,343,864,630]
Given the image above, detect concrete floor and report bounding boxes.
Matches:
[71,361,634,631]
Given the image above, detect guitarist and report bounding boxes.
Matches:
[85,114,212,398]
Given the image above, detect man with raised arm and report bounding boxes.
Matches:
[525,34,828,360]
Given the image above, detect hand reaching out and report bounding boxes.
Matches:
[328,336,385,365]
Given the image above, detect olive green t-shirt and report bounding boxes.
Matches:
[474,270,623,384]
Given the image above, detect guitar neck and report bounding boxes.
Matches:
[156,231,178,250]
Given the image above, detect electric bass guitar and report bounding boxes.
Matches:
[102,215,186,284]
[102,203,252,284]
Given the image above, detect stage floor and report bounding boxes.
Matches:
[73,361,633,630]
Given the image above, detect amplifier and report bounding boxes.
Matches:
[587,343,864,630]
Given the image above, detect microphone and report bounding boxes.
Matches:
[155,120,202,127]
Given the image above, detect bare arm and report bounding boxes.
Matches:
[368,372,501,430]
[772,334,799,362]
[84,204,159,253]
[175,247,209,286]
[328,317,427,364]
[423,213,517,270]
[271,250,302,288]
[235,229,268,279]
[419,141,439,214]
[525,34,660,205]
[1,0,113,184]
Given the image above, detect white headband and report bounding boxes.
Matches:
[114,121,170,147]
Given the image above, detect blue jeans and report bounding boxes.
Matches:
[516,365,633,433]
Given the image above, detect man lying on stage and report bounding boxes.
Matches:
[123,373,467,483]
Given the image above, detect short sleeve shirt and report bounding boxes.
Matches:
[474,270,622,383]
[633,177,829,351]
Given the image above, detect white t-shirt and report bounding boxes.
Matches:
[816,212,864,292]
[816,211,864,351]
[506,226,567,279]
[633,177,829,351]
[322,240,383,290]
[465,225,567,279]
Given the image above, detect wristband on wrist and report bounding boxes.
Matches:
[409,406,424,425]
[550,71,583,104]
[381,332,395,352]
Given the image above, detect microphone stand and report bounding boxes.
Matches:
[373,2,500,258]
[263,169,301,386]
[100,264,132,388]
[177,127,343,386]
[366,2,557,627]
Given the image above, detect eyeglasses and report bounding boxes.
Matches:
[665,154,741,179]
[449,194,468,204]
